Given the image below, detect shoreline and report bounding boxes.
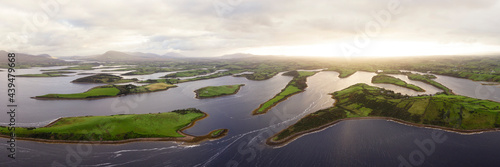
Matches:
[252,71,317,115]
[266,116,500,147]
[372,81,425,92]
[267,92,498,147]
[251,90,305,115]
[194,84,245,99]
[0,112,228,145]
[31,85,177,100]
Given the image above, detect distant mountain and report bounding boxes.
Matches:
[162,52,185,58]
[220,53,260,59]
[74,51,179,62]
[0,50,65,64]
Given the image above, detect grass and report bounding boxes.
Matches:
[211,129,225,137]
[18,73,67,77]
[164,69,216,78]
[36,83,177,99]
[372,74,424,92]
[140,70,245,84]
[59,65,96,70]
[253,71,317,115]
[327,68,357,78]
[18,71,77,77]
[195,84,244,98]
[37,86,121,99]
[271,83,500,142]
[407,73,452,94]
[72,74,138,83]
[0,109,206,141]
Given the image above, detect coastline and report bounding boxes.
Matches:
[0,111,228,145]
[266,116,500,147]
[372,81,425,92]
[31,85,177,100]
[251,90,305,115]
[194,84,245,99]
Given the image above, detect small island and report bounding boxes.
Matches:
[252,71,318,115]
[164,69,216,78]
[72,73,138,83]
[372,74,424,92]
[18,71,76,77]
[34,83,177,99]
[267,83,500,146]
[0,108,228,143]
[194,84,245,99]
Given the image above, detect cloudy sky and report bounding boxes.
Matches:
[2,0,500,58]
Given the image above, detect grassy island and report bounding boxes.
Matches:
[0,108,228,143]
[407,73,453,94]
[60,65,96,70]
[164,69,216,78]
[372,74,424,92]
[140,70,245,84]
[18,71,76,77]
[194,84,245,99]
[34,83,177,99]
[268,83,500,146]
[252,71,318,115]
[72,74,138,83]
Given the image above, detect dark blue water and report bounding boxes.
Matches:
[1,68,500,166]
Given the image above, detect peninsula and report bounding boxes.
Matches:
[267,83,500,146]
[0,108,228,143]
[252,70,318,115]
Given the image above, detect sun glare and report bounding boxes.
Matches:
[242,40,500,58]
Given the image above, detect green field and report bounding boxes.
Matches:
[72,74,138,83]
[0,109,206,140]
[195,84,245,98]
[36,83,176,99]
[36,85,121,99]
[372,74,424,92]
[270,83,500,142]
[253,71,317,115]
[407,73,452,94]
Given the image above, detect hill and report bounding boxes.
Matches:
[74,51,179,62]
[0,50,68,68]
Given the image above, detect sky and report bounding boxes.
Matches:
[1,0,500,58]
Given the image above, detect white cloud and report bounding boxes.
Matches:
[1,0,499,57]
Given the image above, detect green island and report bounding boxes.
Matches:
[194,84,245,99]
[252,71,318,115]
[71,74,138,83]
[18,71,76,77]
[34,83,177,99]
[267,83,500,146]
[140,70,245,84]
[121,67,175,75]
[0,108,228,143]
[372,74,424,92]
[406,73,453,94]
[59,65,96,70]
[164,69,217,78]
